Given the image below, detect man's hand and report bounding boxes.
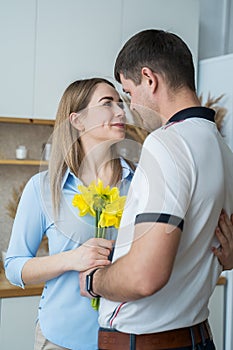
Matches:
[212,211,233,270]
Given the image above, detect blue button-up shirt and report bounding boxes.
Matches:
[5,159,134,350]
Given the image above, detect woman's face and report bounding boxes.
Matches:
[79,83,125,146]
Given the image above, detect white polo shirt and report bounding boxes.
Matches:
[99,107,233,334]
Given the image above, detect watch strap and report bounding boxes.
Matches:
[86,268,100,297]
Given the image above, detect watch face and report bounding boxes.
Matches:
[86,274,92,293]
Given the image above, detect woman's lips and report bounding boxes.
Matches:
[111,123,125,128]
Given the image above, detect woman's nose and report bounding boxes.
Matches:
[114,102,125,117]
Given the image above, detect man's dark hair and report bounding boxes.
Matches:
[114,29,196,92]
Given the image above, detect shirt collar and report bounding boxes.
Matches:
[167,106,215,124]
[61,157,134,189]
[61,168,71,189]
[120,157,135,181]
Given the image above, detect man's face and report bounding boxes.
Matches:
[119,73,162,132]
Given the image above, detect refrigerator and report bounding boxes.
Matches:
[198,53,233,350]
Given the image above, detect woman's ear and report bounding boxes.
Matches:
[141,67,158,93]
[69,112,85,132]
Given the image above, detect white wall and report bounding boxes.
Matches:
[198,0,233,59]
[198,54,233,151]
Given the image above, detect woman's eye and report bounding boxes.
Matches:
[118,102,125,110]
[103,101,112,107]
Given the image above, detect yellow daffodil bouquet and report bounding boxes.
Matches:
[72,179,126,310]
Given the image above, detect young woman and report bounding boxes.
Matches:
[5,78,135,350]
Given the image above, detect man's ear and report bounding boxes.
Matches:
[69,112,85,132]
[141,67,158,92]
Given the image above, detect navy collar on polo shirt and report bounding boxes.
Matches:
[167,106,215,124]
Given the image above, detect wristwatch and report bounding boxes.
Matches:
[86,268,100,297]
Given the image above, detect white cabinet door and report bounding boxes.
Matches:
[34,0,122,119]
[0,296,40,350]
[121,0,199,67]
[0,0,200,120]
[0,0,36,118]
[209,285,225,350]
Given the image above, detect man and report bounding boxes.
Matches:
[81,30,233,350]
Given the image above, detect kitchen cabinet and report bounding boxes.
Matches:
[0,296,40,350]
[34,0,122,119]
[0,0,199,120]
[208,277,226,350]
[121,0,199,66]
[34,0,199,119]
[0,0,36,118]
[0,264,43,350]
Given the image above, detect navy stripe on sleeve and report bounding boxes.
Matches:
[135,213,184,231]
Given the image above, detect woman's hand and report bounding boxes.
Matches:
[212,211,233,270]
[69,238,113,272]
[21,238,113,285]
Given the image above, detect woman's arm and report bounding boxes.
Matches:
[21,237,113,285]
[5,175,113,287]
[212,211,233,270]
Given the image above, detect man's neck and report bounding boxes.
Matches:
[160,89,201,125]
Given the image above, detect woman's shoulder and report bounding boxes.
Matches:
[28,170,49,185]
[22,170,49,197]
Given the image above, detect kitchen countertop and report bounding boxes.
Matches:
[0,262,43,298]
[0,262,226,299]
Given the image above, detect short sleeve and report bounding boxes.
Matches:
[132,128,196,229]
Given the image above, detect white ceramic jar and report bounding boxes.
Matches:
[16,145,27,159]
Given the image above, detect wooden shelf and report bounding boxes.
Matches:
[0,159,48,166]
[0,116,55,126]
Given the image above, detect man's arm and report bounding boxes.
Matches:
[213,211,233,270]
[81,222,181,302]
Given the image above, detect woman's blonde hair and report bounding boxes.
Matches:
[49,78,134,214]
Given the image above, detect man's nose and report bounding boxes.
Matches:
[129,102,136,112]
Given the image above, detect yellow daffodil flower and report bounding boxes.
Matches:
[99,196,126,228]
[72,178,126,311]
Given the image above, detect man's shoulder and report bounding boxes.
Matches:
[143,126,179,149]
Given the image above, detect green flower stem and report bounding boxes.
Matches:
[92,210,106,310]
[91,297,100,311]
[99,226,105,239]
